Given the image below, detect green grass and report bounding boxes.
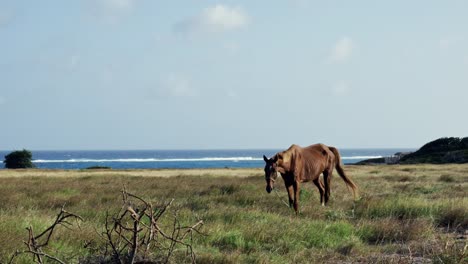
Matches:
[0,164,467,263]
[439,174,456,182]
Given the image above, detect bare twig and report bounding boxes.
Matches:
[95,189,202,263]
[22,250,66,264]
[9,205,82,264]
[11,190,202,264]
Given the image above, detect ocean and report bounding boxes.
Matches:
[0,149,414,170]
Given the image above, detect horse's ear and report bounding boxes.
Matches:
[263,155,269,163]
[272,155,278,162]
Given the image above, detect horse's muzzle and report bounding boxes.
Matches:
[266,186,272,193]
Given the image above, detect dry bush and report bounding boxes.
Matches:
[359,218,433,244]
[8,189,204,264]
[438,174,455,182]
[436,206,468,231]
[84,188,204,264]
[383,175,412,182]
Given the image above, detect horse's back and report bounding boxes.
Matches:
[303,144,332,157]
[282,143,335,167]
[301,144,334,174]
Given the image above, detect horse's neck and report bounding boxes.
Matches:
[281,172,294,181]
[275,171,282,179]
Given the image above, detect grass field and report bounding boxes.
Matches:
[0,165,467,263]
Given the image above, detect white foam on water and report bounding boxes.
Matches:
[32,155,382,163]
[341,156,383,160]
[33,157,263,163]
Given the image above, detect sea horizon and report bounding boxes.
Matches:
[0,147,418,151]
[1,148,415,170]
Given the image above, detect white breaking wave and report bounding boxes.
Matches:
[341,156,382,160]
[33,157,263,163]
[32,156,381,163]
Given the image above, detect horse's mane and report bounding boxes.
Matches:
[276,144,304,176]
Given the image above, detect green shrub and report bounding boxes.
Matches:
[84,166,112,170]
[359,219,432,244]
[3,149,35,169]
[436,206,468,231]
[219,184,240,195]
[301,221,357,249]
[438,174,455,182]
[355,196,436,220]
[211,230,245,251]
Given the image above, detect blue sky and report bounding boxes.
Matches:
[1,1,467,150]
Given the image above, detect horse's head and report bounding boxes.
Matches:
[263,155,279,193]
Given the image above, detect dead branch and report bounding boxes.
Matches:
[97,189,203,264]
[8,205,82,264]
[10,190,203,264]
[34,205,83,248]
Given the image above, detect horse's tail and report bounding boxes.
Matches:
[329,146,359,199]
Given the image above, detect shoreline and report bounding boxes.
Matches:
[0,167,264,178]
[1,163,467,178]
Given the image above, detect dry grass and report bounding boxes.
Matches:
[0,164,467,263]
[0,168,262,178]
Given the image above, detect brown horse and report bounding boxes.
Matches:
[263,144,358,214]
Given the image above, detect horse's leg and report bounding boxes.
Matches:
[323,170,332,205]
[284,181,294,208]
[293,181,300,214]
[313,178,325,206]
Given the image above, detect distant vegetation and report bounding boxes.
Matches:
[358,137,468,165]
[3,149,35,169]
[400,137,468,164]
[84,165,112,170]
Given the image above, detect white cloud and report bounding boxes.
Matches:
[288,0,313,8]
[0,10,13,28]
[330,81,351,97]
[161,74,197,97]
[100,0,135,11]
[174,5,249,34]
[439,38,453,50]
[438,35,464,50]
[226,90,238,98]
[68,55,80,70]
[224,42,240,54]
[328,37,354,64]
[202,5,248,31]
[87,0,136,24]
[0,15,7,27]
